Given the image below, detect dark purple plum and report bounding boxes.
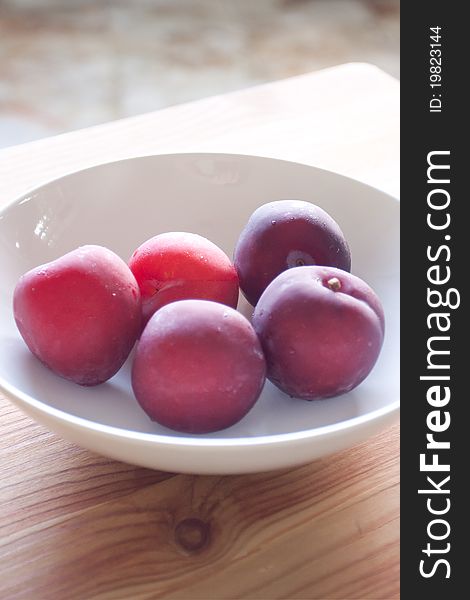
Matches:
[234,200,351,306]
[13,245,142,385]
[252,266,384,400]
[132,300,266,433]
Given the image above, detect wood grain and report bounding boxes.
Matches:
[0,402,175,538]
[0,63,400,599]
[0,425,398,600]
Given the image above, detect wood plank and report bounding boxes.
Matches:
[0,401,175,540]
[0,424,398,600]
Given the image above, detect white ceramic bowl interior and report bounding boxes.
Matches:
[0,153,399,474]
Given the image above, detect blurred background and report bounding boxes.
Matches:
[0,0,399,149]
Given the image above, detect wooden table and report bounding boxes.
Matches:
[0,63,399,599]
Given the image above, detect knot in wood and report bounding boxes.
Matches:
[174,518,210,553]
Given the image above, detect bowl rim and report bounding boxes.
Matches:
[0,151,400,449]
[0,376,400,447]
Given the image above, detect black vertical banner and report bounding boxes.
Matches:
[401,2,466,597]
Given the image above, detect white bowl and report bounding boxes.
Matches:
[0,153,399,474]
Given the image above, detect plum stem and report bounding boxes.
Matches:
[327,277,341,291]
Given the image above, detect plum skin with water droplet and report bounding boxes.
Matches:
[13,245,142,385]
[132,299,266,433]
[234,200,351,306]
[252,266,385,400]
